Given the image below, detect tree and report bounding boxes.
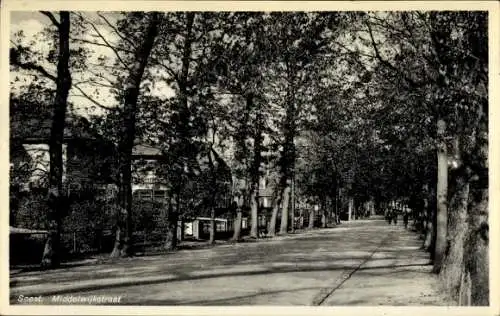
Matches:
[110,12,162,257]
[338,11,488,304]
[209,13,272,240]
[11,11,72,268]
[265,12,340,236]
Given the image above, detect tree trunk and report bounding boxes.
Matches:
[465,187,488,306]
[207,146,217,245]
[290,175,295,233]
[41,12,71,269]
[308,206,315,229]
[279,186,291,234]
[348,197,354,221]
[298,207,304,229]
[249,188,259,238]
[268,188,284,237]
[164,197,178,251]
[440,173,470,300]
[164,215,178,250]
[434,118,448,273]
[178,12,194,132]
[232,207,243,241]
[209,208,216,245]
[422,185,432,248]
[248,93,263,239]
[320,197,326,228]
[110,226,121,258]
[111,13,161,258]
[179,218,184,242]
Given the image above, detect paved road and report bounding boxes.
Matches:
[10,218,452,305]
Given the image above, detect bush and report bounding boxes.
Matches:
[13,191,49,230]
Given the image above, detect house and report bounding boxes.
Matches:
[10,108,235,242]
[10,113,115,192]
[130,142,234,240]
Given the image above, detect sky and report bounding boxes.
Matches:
[10,11,176,119]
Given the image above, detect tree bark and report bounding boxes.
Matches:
[248,93,263,239]
[348,197,354,221]
[433,118,448,273]
[279,186,291,234]
[111,13,161,258]
[41,12,71,269]
[308,206,315,229]
[176,11,195,150]
[232,206,243,241]
[465,187,488,306]
[298,207,304,229]
[422,185,433,249]
[208,148,217,245]
[268,187,284,236]
[440,172,470,300]
[249,187,259,238]
[164,196,178,250]
[209,208,216,245]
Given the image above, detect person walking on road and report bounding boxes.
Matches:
[403,210,409,229]
[392,209,398,225]
[385,209,392,224]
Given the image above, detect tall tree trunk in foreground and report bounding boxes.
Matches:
[433,118,448,273]
[41,12,72,268]
[461,188,488,306]
[111,13,161,258]
[440,170,470,300]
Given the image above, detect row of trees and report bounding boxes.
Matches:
[10,11,488,305]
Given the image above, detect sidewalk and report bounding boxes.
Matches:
[321,223,456,305]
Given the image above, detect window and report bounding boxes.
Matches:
[133,189,167,202]
[216,221,226,232]
[133,189,152,200]
[153,190,166,201]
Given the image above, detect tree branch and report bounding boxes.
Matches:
[10,46,57,82]
[85,68,117,86]
[365,20,424,89]
[73,79,117,89]
[71,37,135,54]
[40,11,60,28]
[150,58,180,85]
[72,84,119,111]
[97,12,139,50]
[74,12,130,69]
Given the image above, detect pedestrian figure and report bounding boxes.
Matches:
[386,209,392,224]
[392,209,398,225]
[403,211,409,229]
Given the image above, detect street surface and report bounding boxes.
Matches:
[10,217,453,305]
